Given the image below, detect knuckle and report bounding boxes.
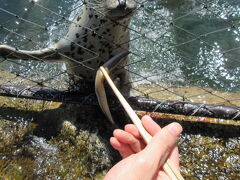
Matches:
[135,155,153,169]
[161,142,173,154]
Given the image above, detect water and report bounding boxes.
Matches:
[0,0,82,87]
[129,0,240,92]
[0,0,240,92]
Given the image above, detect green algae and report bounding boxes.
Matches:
[0,117,112,180]
[179,135,240,179]
[0,96,113,179]
[0,96,239,179]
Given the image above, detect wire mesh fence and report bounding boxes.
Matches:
[0,1,240,179]
[0,0,240,124]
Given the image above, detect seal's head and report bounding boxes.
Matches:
[86,0,138,20]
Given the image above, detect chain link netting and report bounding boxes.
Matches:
[0,1,240,179]
[0,0,240,123]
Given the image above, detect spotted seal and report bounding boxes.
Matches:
[0,0,137,125]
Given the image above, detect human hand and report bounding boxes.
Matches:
[104,115,183,180]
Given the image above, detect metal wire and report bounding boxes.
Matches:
[0,0,239,121]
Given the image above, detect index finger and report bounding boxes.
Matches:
[141,115,161,136]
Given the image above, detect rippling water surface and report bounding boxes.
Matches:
[0,0,240,91]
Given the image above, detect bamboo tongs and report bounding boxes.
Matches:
[98,53,184,180]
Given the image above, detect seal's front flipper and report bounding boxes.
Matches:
[95,51,130,126]
[0,44,61,61]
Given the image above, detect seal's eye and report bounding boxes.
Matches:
[126,0,137,9]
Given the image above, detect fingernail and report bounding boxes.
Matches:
[142,115,151,121]
[166,123,182,137]
[113,129,120,136]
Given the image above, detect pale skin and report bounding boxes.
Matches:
[104,115,183,180]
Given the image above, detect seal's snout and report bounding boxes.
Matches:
[105,0,137,19]
[118,0,126,6]
[118,0,137,9]
[106,0,137,10]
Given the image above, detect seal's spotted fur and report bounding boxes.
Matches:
[0,0,137,125]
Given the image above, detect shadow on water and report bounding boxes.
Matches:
[0,102,239,179]
[0,102,239,139]
[0,102,120,140]
[0,98,127,179]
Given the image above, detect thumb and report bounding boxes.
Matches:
[141,122,182,169]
